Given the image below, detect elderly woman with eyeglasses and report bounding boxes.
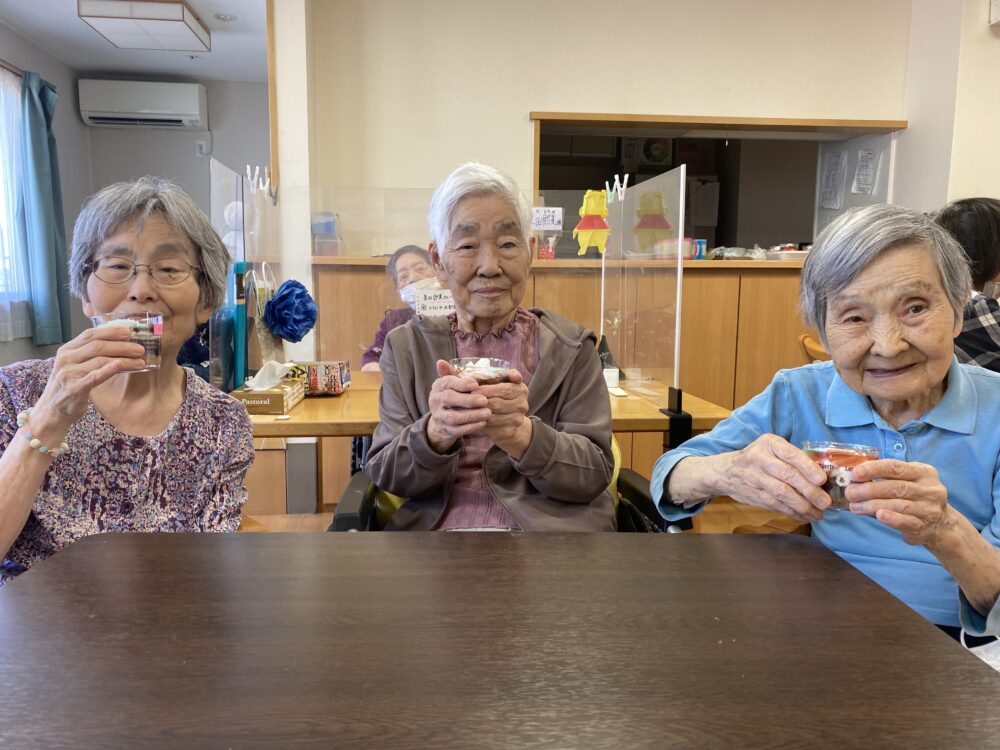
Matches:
[364,162,615,531]
[653,204,1000,665]
[0,177,253,583]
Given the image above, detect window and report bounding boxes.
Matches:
[0,66,32,341]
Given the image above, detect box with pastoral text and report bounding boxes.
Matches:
[230,377,305,414]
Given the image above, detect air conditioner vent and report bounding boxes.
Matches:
[86,116,186,127]
[78,80,208,130]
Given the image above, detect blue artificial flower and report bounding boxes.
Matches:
[263,280,317,343]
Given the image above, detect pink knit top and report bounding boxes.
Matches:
[437,308,539,530]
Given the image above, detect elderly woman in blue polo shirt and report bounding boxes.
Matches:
[653,203,1000,667]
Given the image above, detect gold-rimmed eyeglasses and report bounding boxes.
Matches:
[87,257,202,286]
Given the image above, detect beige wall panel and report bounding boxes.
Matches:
[309,0,911,190]
[244,440,287,515]
[733,271,810,407]
[679,271,740,409]
[315,267,395,363]
[532,271,602,337]
[948,0,1000,198]
[319,437,354,512]
[631,432,666,479]
[614,431,633,471]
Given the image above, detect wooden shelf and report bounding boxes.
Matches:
[312,256,391,266]
[530,112,907,135]
[312,256,805,270]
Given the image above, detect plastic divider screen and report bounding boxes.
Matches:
[534,165,684,390]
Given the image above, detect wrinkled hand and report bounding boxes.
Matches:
[716,434,831,521]
[426,359,492,453]
[32,326,146,434]
[845,459,953,547]
[481,369,532,458]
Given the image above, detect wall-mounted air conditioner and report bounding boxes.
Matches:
[78,79,208,130]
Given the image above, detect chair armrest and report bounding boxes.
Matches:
[617,468,692,533]
[329,472,377,531]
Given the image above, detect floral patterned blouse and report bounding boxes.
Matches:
[0,359,254,584]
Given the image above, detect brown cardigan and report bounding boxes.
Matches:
[364,308,616,531]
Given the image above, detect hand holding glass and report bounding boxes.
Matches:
[450,357,511,385]
[91,312,164,371]
[802,441,880,509]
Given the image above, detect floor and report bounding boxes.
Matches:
[245,500,784,534]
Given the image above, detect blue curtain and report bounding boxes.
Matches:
[17,72,70,346]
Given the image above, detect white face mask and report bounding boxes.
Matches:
[399,276,440,309]
[984,280,1000,300]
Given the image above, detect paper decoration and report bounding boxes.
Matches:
[634,191,672,253]
[573,189,610,255]
[819,151,848,210]
[531,207,563,231]
[414,288,456,316]
[851,149,880,195]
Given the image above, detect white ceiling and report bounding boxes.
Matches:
[0,0,267,82]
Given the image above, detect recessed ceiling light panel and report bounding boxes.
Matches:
[78,0,211,52]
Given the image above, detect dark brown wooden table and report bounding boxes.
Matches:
[1,532,998,748]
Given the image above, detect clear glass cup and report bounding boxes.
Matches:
[449,357,511,385]
[802,441,880,509]
[91,311,164,371]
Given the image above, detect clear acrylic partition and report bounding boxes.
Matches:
[307,187,436,368]
[313,187,434,258]
[208,158,285,391]
[534,165,685,396]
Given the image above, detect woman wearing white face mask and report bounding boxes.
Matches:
[360,245,435,373]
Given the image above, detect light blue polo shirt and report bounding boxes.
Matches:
[652,358,1000,629]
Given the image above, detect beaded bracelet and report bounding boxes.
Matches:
[16,409,69,458]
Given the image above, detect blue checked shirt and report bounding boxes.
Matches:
[955,292,1000,374]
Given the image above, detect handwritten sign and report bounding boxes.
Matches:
[819,151,847,210]
[414,288,456,317]
[531,206,563,231]
[851,149,880,195]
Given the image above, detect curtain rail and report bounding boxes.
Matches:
[0,58,23,76]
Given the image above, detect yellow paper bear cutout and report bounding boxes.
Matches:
[572,189,610,255]
[633,190,672,253]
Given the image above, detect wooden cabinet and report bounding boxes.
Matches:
[310,257,810,498]
[733,269,812,406]
[244,438,287,515]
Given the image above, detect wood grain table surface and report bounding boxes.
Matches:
[251,374,730,438]
[1,532,998,748]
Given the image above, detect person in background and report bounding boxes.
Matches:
[353,245,435,472]
[360,245,435,372]
[652,204,1000,668]
[0,177,254,583]
[364,162,615,531]
[934,197,1000,373]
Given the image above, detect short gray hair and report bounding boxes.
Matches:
[427,162,532,252]
[801,204,971,342]
[70,176,230,309]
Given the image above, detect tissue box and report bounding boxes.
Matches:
[295,360,351,395]
[231,378,305,414]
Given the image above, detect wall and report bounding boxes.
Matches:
[89,80,270,213]
[947,0,1000,198]
[892,0,962,212]
[735,140,818,248]
[307,0,912,191]
[0,20,92,365]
